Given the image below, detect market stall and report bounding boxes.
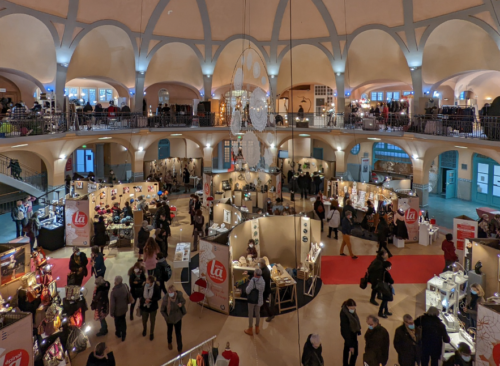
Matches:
[464,238,499,297]
[0,242,30,300]
[145,157,202,192]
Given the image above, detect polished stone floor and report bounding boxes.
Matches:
[42,194,445,366]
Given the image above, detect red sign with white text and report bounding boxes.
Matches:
[65,200,91,246]
[72,211,88,228]
[199,240,230,314]
[208,260,227,284]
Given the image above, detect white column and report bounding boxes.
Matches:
[134,72,146,113]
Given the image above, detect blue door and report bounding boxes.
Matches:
[158,139,170,159]
[472,154,500,207]
[445,170,456,199]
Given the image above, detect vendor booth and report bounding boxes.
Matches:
[145,157,203,193]
[0,312,34,366]
[0,242,30,296]
[464,238,500,297]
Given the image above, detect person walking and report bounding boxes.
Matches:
[326,205,340,239]
[192,209,204,251]
[314,196,325,232]
[11,200,27,238]
[91,276,110,336]
[301,334,323,366]
[305,172,312,195]
[244,268,266,336]
[256,258,275,323]
[140,275,161,341]
[188,194,195,224]
[93,216,107,254]
[340,210,358,259]
[182,167,190,193]
[414,306,450,366]
[86,342,115,366]
[128,262,146,321]
[143,237,160,276]
[363,315,389,366]
[341,199,357,221]
[367,249,388,306]
[69,247,89,286]
[298,173,307,200]
[109,276,130,342]
[160,285,186,353]
[91,245,106,278]
[462,283,485,328]
[442,233,458,272]
[137,220,151,259]
[393,314,421,366]
[313,174,322,195]
[340,299,361,366]
[25,212,41,252]
[376,217,392,258]
[154,252,171,295]
[443,342,473,366]
[378,261,394,318]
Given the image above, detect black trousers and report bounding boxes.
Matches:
[114,315,127,337]
[378,240,393,257]
[421,353,439,366]
[342,339,358,366]
[167,320,183,352]
[370,287,381,301]
[261,290,275,317]
[379,299,389,314]
[328,227,338,238]
[300,187,308,199]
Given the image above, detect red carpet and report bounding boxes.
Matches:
[320,255,444,285]
[47,258,94,287]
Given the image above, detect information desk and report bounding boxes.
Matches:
[174,242,191,284]
[271,264,298,314]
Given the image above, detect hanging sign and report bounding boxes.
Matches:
[360,158,370,183]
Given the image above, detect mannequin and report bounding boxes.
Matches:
[220,342,240,366]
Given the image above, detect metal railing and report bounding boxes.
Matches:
[0,190,29,215]
[0,153,47,191]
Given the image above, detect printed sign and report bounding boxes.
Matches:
[203,173,212,206]
[476,304,500,366]
[0,315,33,366]
[453,216,478,261]
[65,200,91,246]
[399,197,419,241]
[251,218,260,257]
[0,247,27,286]
[360,158,370,183]
[276,173,282,197]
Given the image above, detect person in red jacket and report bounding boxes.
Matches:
[442,233,458,272]
[221,342,239,366]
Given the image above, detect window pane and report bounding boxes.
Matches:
[85,150,94,173]
[477,183,488,194]
[76,150,84,172]
[106,89,113,102]
[393,92,400,100]
[493,185,500,197]
[80,88,89,104]
[377,92,383,101]
[494,165,500,176]
[478,163,489,174]
[478,173,489,185]
[69,87,78,99]
[371,92,377,101]
[99,89,106,102]
[64,88,68,97]
[386,92,392,101]
[89,89,97,104]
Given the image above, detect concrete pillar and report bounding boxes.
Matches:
[412,159,429,207]
[335,73,345,115]
[47,158,67,200]
[410,67,423,116]
[55,64,68,111]
[203,147,213,173]
[132,150,145,182]
[134,72,146,113]
[95,143,105,179]
[269,75,278,112]
[203,75,213,101]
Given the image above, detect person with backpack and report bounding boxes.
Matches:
[314,196,325,232]
[327,206,341,239]
[244,268,266,336]
[192,209,204,252]
[154,252,171,295]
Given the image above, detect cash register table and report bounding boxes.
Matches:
[272,264,298,314]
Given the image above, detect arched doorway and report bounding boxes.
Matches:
[158,89,169,105]
[433,150,458,199]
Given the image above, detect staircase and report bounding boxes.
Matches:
[0,153,47,197]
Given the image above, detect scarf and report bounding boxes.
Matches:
[342,306,361,333]
[167,291,177,315]
[406,325,417,342]
[143,284,154,308]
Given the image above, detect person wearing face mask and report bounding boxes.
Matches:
[378,261,394,318]
[246,239,258,259]
[340,299,361,366]
[394,314,421,366]
[160,285,186,353]
[69,247,88,286]
[140,275,161,341]
[414,306,450,366]
[128,262,146,321]
[363,314,389,366]
[462,283,485,328]
[301,333,323,366]
[109,276,130,342]
[340,210,358,259]
[442,342,473,366]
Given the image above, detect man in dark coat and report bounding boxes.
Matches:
[367,249,388,305]
[363,314,389,366]
[69,246,89,286]
[414,307,450,366]
[298,173,308,200]
[258,258,274,322]
[394,314,421,366]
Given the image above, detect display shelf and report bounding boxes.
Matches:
[174,242,191,284]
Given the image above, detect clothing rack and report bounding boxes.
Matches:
[161,335,217,365]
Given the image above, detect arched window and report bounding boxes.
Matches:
[350,144,360,155]
[372,143,410,164]
[158,89,169,105]
[158,139,170,160]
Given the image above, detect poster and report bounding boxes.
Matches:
[276,173,282,197]
[65,200,91,247]
[476,304,500,366]
[251,218,260,257]
[0,247,27,286]
[360,158,370,183]
[398,197,419,241]
[0,314,33,366]
[203,173,212,206]
[199,239,230,315]
[223,209,231,224]
[453,215,478,261]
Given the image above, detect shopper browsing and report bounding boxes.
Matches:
[378,261,394,318]
[301,334,324,366]
[91,246,106,278]
[340,210,358,259]
[393,314,421,366]
[69,247,89,286]
[442,342,473,366]
[91,276,110,336]
[414,306,450,366]
[160,285,186,353]
[462,283,485,328]
[86,342,115,366]
[128,262,146,321]
[363,315,389,366]
[326,205,340,239]
[441,233,458,272]
[244,267,265,336]
[256,258,275,322]
[340,299,361,366]
[140,275,161,341]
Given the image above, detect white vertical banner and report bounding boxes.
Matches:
[251,218,260,257]
[276,173,282,197]
[301,216,311,262]
[360,158,370,183]
[203,173,212,207]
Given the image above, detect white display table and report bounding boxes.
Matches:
[419,221,439,246]
[174,242,191,284]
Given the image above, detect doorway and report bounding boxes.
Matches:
[437,151,458,199]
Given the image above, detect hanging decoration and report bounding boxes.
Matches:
[234,68,243,91]
[241,131,260,167]
[231,110,242,135]
[250,87,267,132]
[266,132,274,146]
[246,52,253,70]
[264,148,274,166]
[253,62,261,79]
[245,170,252,182]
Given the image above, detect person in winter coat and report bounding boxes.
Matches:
[91,246,106,278]
[340,299,361,366]
[137,221,151,259]
[376,217,392,257]
[244,268,266,336]
[86,342,115,366]
[478,214,490,238]
[109,276,130,342]
[341,199,357,221]
[192,209,204,251]
[301,334,323,366]
[361,201,376,232]
[154,253,171,295]
[327,206,340,239]
[91,277,110,336]
[182,167,190,193]
[394,314,421,366]
[298,173,307,200]
[11,200,27,238]
[128,262,146,320]
[443,342,473,366]
[414,306,450,366]
[363,315,389,366]
[462,283,485,328]
[69,246,89,286]
[367,249,388,306]
[340,210,358,258]
[442,233,458,272]
[313,174,322,195]
[154,228,167,257]
[93,216,107,253]
[25,212,41,252]
[122,201,133,219]
[255,258,275,323]
[143,237,160,275]
[378,261,394,318]
[160,285,186,353]
[314,196,325,232]
[140,275,162,340]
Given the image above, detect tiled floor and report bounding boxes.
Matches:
[427,194,484,229]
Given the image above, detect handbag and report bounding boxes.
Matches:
[125,284,135,304]
[70,308,83,327]
[41,286,51,306]
[67,272,77,286]
[359,272,368,290]
[43,337,64,366]
[66,285,80,300]
[66,327,89,355]
[377,272,392,297]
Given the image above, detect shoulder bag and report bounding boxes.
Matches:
[359,272,368,290]
[376,271,392,297]
[247,278,259,304]
[125,284,135,304]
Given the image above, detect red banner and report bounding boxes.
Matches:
[65,157,72,172]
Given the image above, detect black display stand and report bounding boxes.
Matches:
[38,226,65,251]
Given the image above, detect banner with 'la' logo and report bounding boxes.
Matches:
[398,197,419,241]
[65,199,91,247]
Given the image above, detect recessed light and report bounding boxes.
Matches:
[368,138,381,141]
[455,146,468,149]
[98,137,112,140]
[236,133,245,135]
[11,144,28,148]
[299,134,310,137]
[171,133,182,136]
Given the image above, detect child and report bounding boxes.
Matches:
[441,233,458,272]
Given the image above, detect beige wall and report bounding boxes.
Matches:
[3,151,44,174]
[144,138,200,161]
[144,83,200,109]
[105,143,132,165]
[347,142,373,165]
[313,140,336,161]
[471,243,500,297]
[288,138,311,158]
[280,87,315,113]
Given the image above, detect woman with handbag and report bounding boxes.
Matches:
[143,237,160,276]
[192,209,204,252]
[378,261,394,319]
[160,285,186,353]
[91,276,110,336]
[91,246,106,278]
[94,216,108,254]
[128,261,146,321]
[140,275,161,341]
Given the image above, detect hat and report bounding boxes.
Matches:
[130,199,135,203]
[72,247,79,252]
